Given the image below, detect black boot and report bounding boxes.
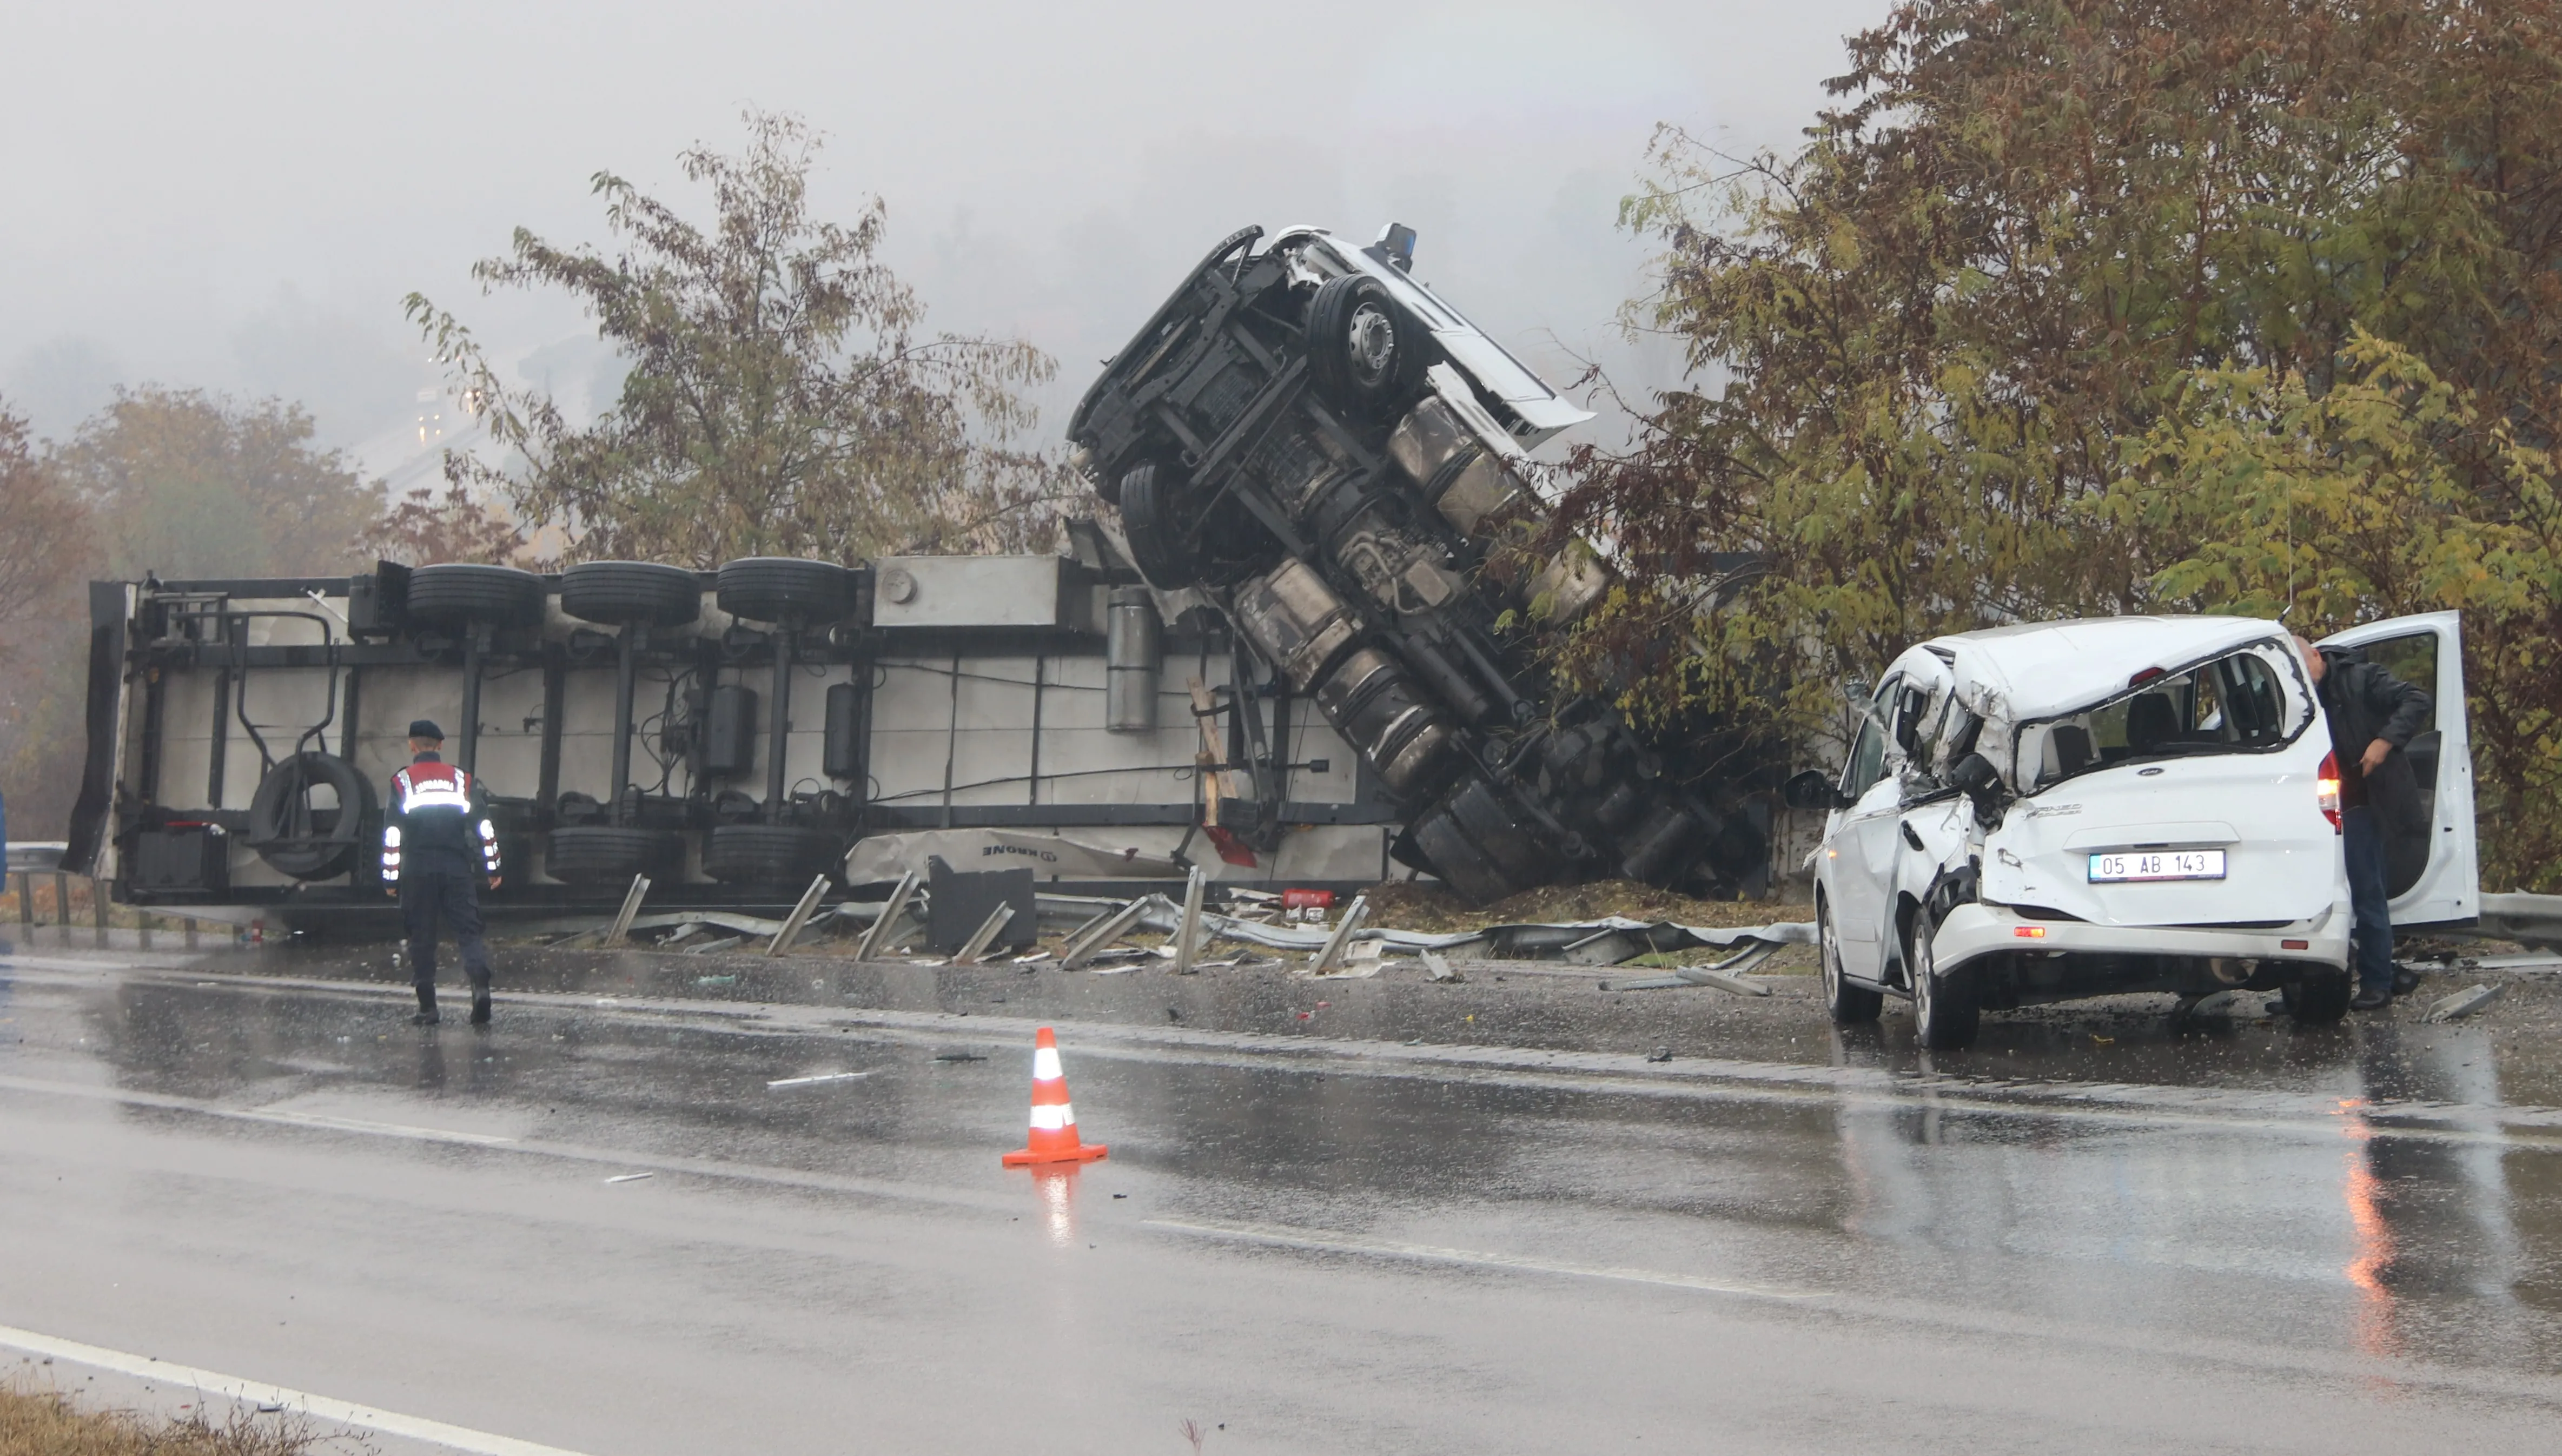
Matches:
[411,986,440,1025]
[2349,983,2392,1012]
[469,991,491,1026]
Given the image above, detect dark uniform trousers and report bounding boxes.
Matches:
[402,851,493,996]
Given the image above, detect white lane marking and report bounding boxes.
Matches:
[0,1322,598,1455]
[764,1071,871,1089]
[0,1075,517,1147]
[1147,1216,1828,1303]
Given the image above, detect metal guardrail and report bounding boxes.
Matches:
[5,843,223,951]
[2480,892,2562,950]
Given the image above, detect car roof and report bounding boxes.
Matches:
[1900,615,2296,720]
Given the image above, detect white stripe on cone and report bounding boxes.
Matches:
[1032,1047,1063,1080]
[1029,1103,1075,1131]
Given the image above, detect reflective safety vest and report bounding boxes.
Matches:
[382,756,501,883]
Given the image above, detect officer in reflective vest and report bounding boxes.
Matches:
[382,719,502,1025]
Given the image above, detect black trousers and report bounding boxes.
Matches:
[401,868,492,996]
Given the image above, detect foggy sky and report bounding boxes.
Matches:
[0,0,1888,481]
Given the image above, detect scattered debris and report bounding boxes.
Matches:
[694,974,737,987]
[1421,949,1460,983]
[605,1172,654,1184]
[2426,983,2505,1022]
[766,1071,872,1089]
[1646,1047,1674,1063]
[684,935,747,956]
[932,1051,988,1062]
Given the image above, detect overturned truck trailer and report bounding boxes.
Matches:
[1069,223,1769,905]
[67,550,1404,929]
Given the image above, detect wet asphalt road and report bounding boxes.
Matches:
[2,943,2559,1454]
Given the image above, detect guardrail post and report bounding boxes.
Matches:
[93,878,108,947]
[15,874,29,934]
[51,872,68,942]
[185,916,200,951]
[138,911,152,951]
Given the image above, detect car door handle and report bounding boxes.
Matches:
[1901,823,1926,852]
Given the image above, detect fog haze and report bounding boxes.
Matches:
[1,0,1885,482]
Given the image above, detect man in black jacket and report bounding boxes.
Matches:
[2295,637,2432,1011]
[381,719,504,1025]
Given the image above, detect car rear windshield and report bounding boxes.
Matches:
[2020,645,2301,789]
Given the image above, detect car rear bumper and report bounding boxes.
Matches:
[1935,900,2350,975]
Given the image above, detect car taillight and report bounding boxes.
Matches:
[2318,751,2341,833]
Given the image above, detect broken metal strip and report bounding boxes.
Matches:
[855,871,920,962]
[767,874,833,956]
[952,902,1015,967]
[603,874,651,948]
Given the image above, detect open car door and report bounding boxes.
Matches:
[2319,610,2479,930]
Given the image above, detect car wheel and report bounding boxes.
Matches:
[560,561,701,627]
[1117,462,1206,590]
[1305,275,1429,418]
[2283,969,2351,1026]
[1819,897,1884,1025]
[1909,912,1980,1049]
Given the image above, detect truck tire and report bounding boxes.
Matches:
[246,753,377,882]
[1304,275,1429,419]
[1117,463,1204,591]
[715,558,852,625]
[1819,897,1884,1025]
[544,826,680,884]
[560,561,701,627]
[406,563,546,630]
[1909,913,1980,1049]
[704,824,843,885]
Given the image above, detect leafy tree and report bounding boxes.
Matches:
[2123,333,2562,886]
[0,405,94,655]
[1564,0,2562,888]
[0,400,99,839]
[51,386,386,580]
[360,483,531,567]
[406,111,1073,567]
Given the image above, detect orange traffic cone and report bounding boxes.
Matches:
[1002,1026,1109,1167]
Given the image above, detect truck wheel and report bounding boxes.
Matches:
[1117,463,1205,591]
[2283,969,2352,1026]
[1909,913,1980,1049]
[704,824,843,885]
[406,563,546,630]
[1820,897,1883,1025]
[715,558,852,625]
[1305,275,1429,418]
[544,826,680,884]
[561,561,701,627]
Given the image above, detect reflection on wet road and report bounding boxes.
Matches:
[1,950,2558,1454]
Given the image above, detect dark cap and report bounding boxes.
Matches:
[407,719,444,742]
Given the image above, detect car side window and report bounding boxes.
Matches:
[1844,719,1888,800]
[1843,680,1893,800]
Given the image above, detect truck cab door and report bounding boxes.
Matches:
[2318,610,2479,930]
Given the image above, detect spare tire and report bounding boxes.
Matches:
[704,824,843,885]
[246,753,378,882]
[1305,274,1431,419]
[716,558,852,624]
[560,561,701,627]
[407,563,546,630]
[544,826,682,884]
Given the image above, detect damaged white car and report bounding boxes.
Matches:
[1785,612,2478,1048]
